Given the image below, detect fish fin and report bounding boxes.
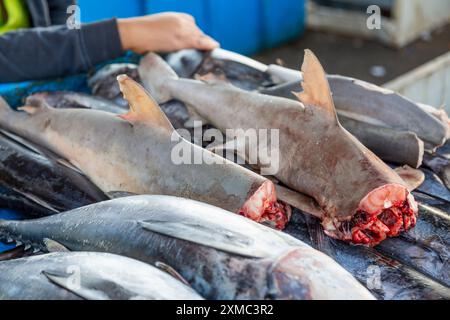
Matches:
[274,185,324,218]
[42,270,110,300]
[293,50,337,119]
[106,191,138,199]
[43,238,70,252]
[17,103,50,115]
[194,72,231,86]
[207,138,248,163]
[155,261,191,286]
[55,158,84,175]
[117,74,174,131]
[139,220,271,259]
[11,188,59,213]
[394,166,425,191]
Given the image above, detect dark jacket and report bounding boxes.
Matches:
[0,0,123,83]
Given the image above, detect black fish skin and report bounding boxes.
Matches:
[0,132,108,216]
[285,210,450,300]
[88,63,141,108]
[0,195,374,300]
[0,185,53,217]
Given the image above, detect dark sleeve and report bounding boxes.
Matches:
[0,18,123,83]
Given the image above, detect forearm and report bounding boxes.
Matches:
[0,18,123,83]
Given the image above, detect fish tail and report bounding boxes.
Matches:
[138,53,178,104]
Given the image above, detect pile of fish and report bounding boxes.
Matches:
[0,48,448,300]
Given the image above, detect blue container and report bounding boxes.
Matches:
[78,0,305,55]
[0,209,26,253]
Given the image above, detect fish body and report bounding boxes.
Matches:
[0,129,108,216]
[88,63,141,108]
[0,251,203,300]
[0,195,374,300]
[26,91,126,114]
[0,87,289,228]
[139,50,417,246]
[285,210,450,300]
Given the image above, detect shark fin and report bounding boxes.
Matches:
[43,238,70,252]
[293,50,337,119]
[117,74,174,131]
[155,261,191,286]
[394,166,425,191]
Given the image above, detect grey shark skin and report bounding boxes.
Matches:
[261,76,447,149]
[139,50,418,246]
[0,251,203,300]
[0,85,290,229]
[0,195,374,300]
[26,91,126,114]
[0,129,108,216]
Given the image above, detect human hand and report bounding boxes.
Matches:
[118,12,219,53]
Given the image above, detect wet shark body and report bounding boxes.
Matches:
[139,50,418,246]
[0,82,290,228]
[0,129,108,216]
[0,251,203,300]
[0,195,375,300]
[166,49,449,168]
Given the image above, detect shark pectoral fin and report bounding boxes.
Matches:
[43,238,70,252]
[42,270,110,300]
[274,185,324,218]
[117,74,174,131]
[155,261,191,286]
[394,166,425,191]
[207,138,248,162]
[294,50,338,120]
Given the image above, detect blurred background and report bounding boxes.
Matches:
[76,0,450,108]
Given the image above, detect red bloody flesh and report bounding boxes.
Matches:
[335,184,418,246]
[239,181,291,230]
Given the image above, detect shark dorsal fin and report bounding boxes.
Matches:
[293,50,337,119]
[117,75,173,131]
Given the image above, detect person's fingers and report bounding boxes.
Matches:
[192,35,220,50]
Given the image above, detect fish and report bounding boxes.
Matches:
[88,63,141,108]
[0,195,375,300]
[422,153,450,191]
[261,76,448,150]
[0,82,291,229]
[284,211,450,300]
[165,48,271,91]
[0,251,203,300]
[337,115,424,168]
[416,168,450,203]
[0,185,55,217]
[138,50,418,246]
[0,129,108,216]
[26,91,126,114]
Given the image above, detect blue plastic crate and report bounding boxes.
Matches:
[78,0,305,55]
[0,209,26,253]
